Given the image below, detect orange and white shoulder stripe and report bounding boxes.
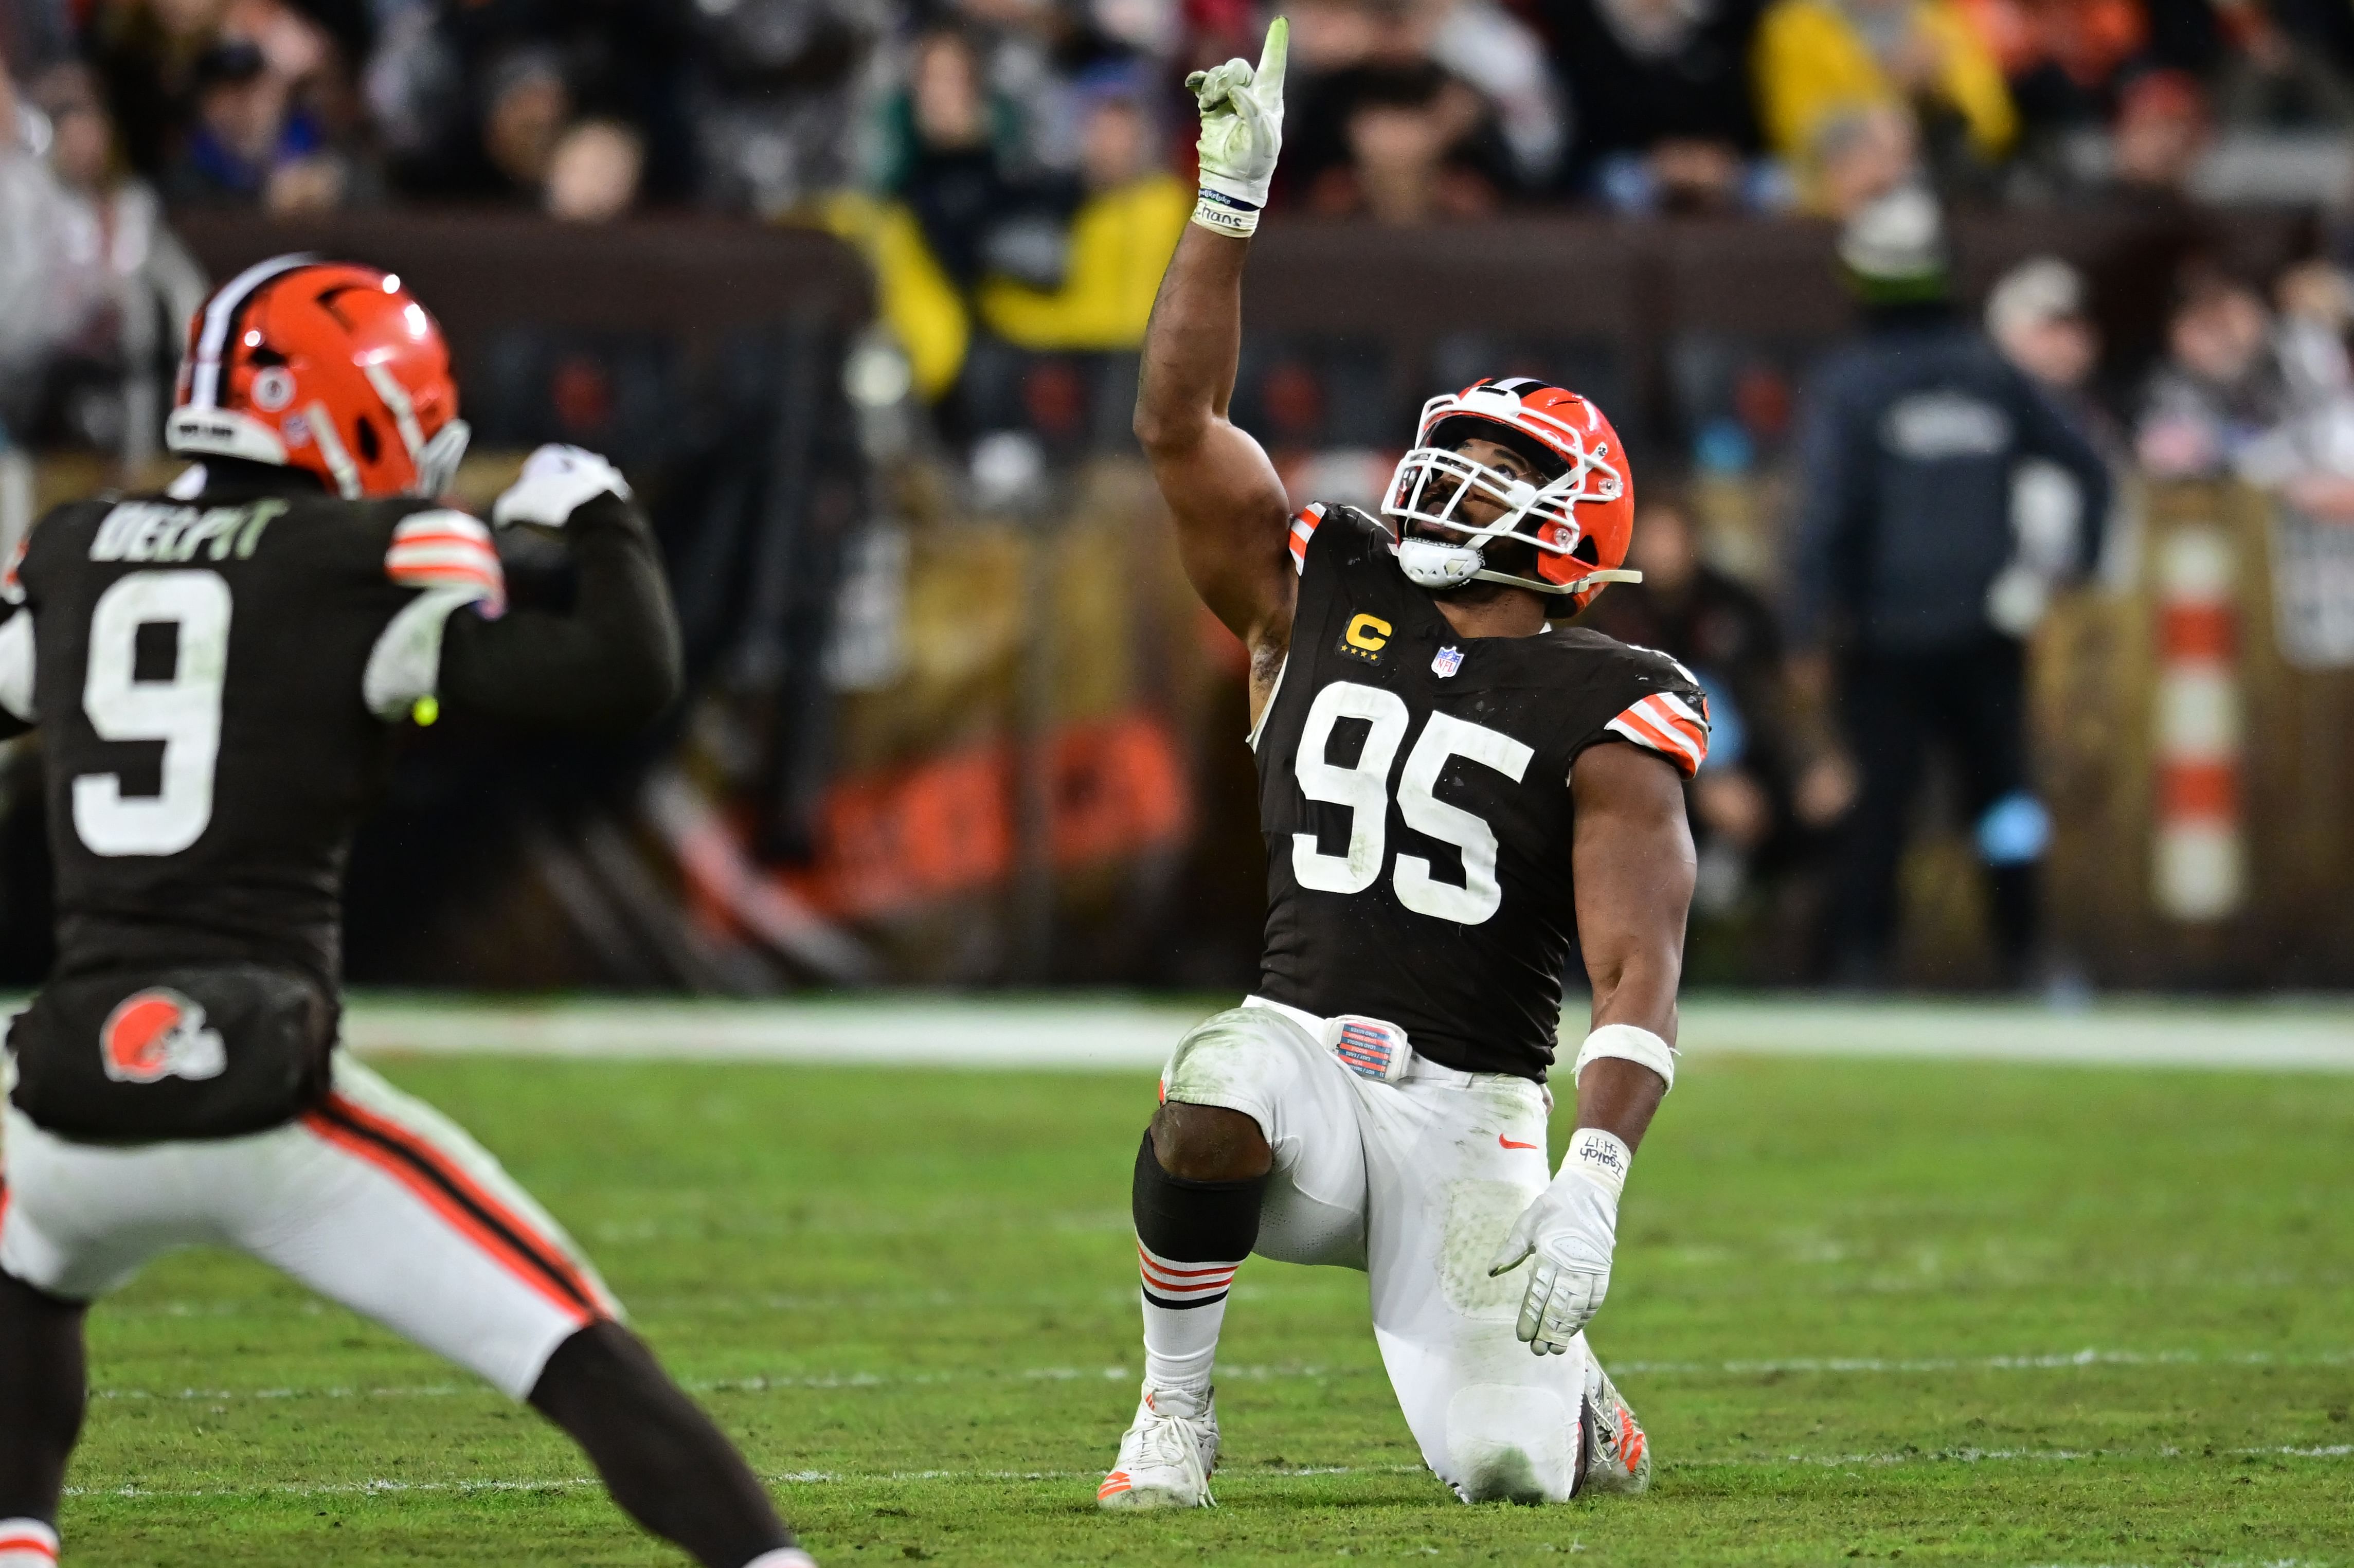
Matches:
[1287,502,1326,575]
[1606,691,1710,778]
[386,509,506,616]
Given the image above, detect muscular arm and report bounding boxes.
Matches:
[1133,224,1297,718]
[1568,740,1697,1153]
[437,494,683,736]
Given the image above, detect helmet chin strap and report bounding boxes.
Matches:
[1396,537,1644,597]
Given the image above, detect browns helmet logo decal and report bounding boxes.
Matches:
[99,989,228,1084]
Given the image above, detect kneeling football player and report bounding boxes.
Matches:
[1099,22,1703,1509]
[0,258,815,1567]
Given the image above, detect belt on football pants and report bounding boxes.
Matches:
[1239,996,1486,1088]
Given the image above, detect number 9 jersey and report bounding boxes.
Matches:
[2,478,506,989]
[1252,504,1711,1082]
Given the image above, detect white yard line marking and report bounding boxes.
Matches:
[318,996,2354,1073]
[63,1444,2354,1502]
[87,1346,2354,1403]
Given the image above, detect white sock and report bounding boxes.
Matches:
[742,1550,817,1568]
[1138,1238,1238,1396]
[0,1519,58,1565]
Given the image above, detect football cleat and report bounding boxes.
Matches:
[1578,1359,1652,1496]
[1098,1385,1219,1510]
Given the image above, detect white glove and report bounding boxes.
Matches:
[1487,1128,1628,1355]
[1185,16,1288,236]
[491,444,633,529]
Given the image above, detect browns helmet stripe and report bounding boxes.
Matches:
[188,254,317,408]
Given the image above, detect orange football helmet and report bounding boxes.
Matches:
[1381,377,1639,610]
[167,254,469,500]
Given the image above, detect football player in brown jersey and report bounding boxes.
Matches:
[0,257,816,1568]
[1098,20,1702,1511]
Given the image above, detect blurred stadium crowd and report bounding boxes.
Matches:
[4,0,2353,222]
[5,0,2354,995]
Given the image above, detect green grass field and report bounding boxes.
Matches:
[52,1047,2354,1566]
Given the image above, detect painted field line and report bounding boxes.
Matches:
[63,1443,2354,1503]
[87,1345,2354,1404]
[336,995,2354,1073]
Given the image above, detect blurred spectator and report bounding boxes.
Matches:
[878,27,1030,286]
[1583,488,1827,911]
[1813,97,1920,213]
[1532,0,1773,211]
[478,46,569,200]
[162,35,336,209]
[1985,254,2116,445]
[1788,188,2110,987]
[2108,66,2208,198]
[0,55,206,461]
[2141,259,2354,519]
[689,0,886,218]
[369,2,695,205]
[1427,0,1567,189]
[90,0,229,180]
[26,61,208,460]
[2261,259,2354,518]
[2134,265,2282,477]
[1956,0,2145,135]
[980,62,1189,347]
[1307,61,1504,222]
[1753,0,2018,209]
[1283,0,1523,210]
[91,0,364,209]
[545,115,642,222]
[0,55,75,441]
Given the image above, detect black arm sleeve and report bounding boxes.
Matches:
[2010,368,2114,576]
[436,493,684,736]
[0,605,33,743]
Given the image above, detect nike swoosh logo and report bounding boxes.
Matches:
[1499,1136,1541,1150]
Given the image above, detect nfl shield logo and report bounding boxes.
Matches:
[1431,646,1464,678]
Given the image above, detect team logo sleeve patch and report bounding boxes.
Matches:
[384,509,506,615]
[1604,691,1711,778]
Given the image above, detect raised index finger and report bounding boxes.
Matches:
[1254,15,1289,99]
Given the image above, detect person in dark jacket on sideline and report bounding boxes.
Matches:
[1787,186,2112,988]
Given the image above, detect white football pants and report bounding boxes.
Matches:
[0,1053,615,1399]
[1161,998,1593,1503]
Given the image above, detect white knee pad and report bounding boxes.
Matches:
[1444,1383,1576,1504]
[1160,1006,1311,1128]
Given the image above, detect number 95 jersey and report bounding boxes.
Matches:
[1252,504,1709,1082]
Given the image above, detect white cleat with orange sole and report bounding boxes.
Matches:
[1098,1385,1220,1510]
[1578,1359,1652,1496]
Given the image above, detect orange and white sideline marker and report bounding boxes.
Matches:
[2152,524,2244,922]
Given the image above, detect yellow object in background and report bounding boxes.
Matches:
[816,192,972,403]
[980,175,1192,352]
[1753,0,2017,201]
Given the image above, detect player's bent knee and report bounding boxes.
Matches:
[1443,1384,1577,1505]
[1160,1006,1303,1113]
[1149,1101,1269,1181]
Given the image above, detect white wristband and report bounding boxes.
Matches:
[1573,1023,1677,1093]
[1192,187,1261,237]
[1561,1126,1631,1200]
